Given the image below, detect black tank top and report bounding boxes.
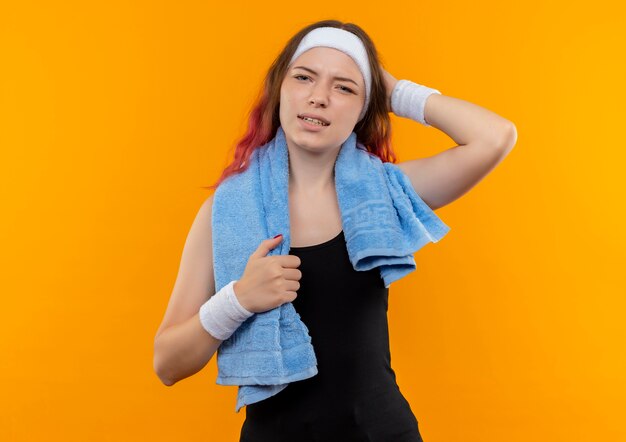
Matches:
[239,230,424,442]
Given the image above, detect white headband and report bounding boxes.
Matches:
[288,27,371,122]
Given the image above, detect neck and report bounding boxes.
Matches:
[287,144,338,196]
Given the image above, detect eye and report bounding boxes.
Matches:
[294,74,354,94]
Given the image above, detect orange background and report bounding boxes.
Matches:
[2,1,625,441]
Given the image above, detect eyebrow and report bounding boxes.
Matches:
[292,65,359,87]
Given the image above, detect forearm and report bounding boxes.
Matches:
[423,92,515,146]
[153,313,222,386]
[385,70,515,147]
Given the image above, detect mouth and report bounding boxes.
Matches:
[297,114,331,127]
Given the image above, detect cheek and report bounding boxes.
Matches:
[280,99,292,119]
[280,88,294,107]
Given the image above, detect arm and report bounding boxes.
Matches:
[383,69,516,145]
[154,312,222,386]
[383,69,518,210]
[424,93,516,146]
[153,195,223,386]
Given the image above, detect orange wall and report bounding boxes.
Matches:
[1,1,624,440]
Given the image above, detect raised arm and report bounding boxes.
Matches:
[381,68,518,211]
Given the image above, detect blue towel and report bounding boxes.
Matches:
[211,125,451,412]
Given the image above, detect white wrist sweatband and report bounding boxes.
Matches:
[198,280,254,341]
[391,79,441,127]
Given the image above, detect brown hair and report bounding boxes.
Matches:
[203,19,396,191]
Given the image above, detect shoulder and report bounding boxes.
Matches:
[197,194,215,232]
[200,193,214,213]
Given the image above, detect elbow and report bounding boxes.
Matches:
[153,356,174,386]
[153,338,177,387]
[159,376,176,387]
[154,358,177,387]
[496,122,518,152]
[157,375,174,387]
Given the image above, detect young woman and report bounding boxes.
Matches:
[153,19,517,442]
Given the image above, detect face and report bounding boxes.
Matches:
[279,46,366,155]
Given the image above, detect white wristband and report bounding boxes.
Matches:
[390,79,441,126]
[198,280,254,341]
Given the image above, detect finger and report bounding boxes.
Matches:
[251,235,283,259]
[276,254,302,268]
[282,268,303,281]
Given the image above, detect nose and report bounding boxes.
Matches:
[308,83,328,108]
